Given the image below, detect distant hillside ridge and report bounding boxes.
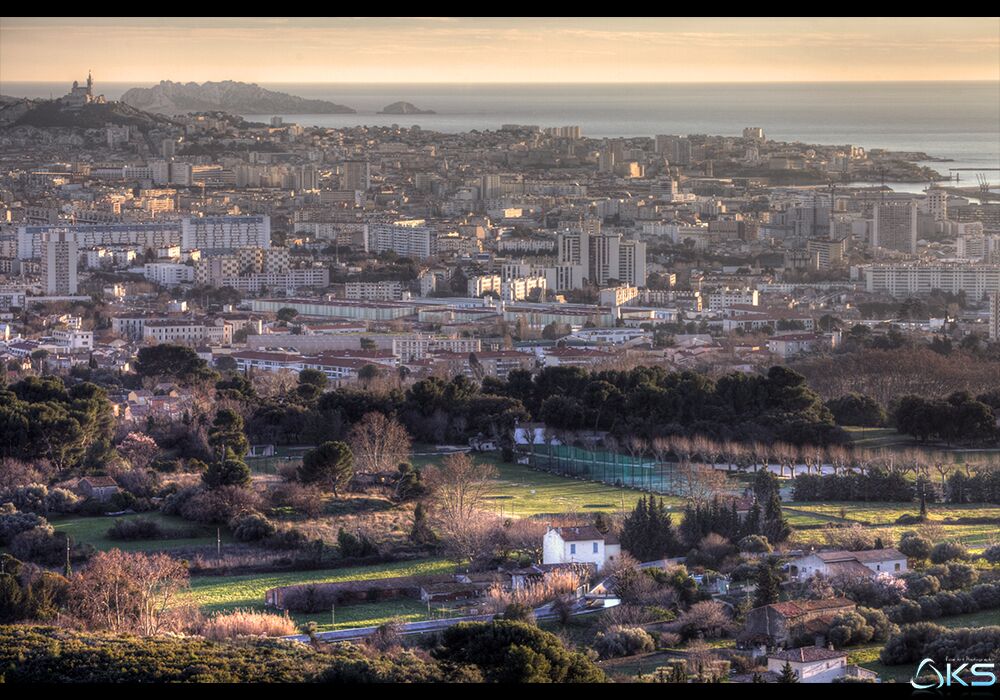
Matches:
[0,97,180,130]
[379,101,436,115]
[121,80,356,115]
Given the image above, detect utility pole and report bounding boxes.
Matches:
[217,527,221,557]
[331,604,335,626]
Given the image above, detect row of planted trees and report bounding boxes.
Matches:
[537,431,999,490]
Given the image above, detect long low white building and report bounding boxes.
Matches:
[250,298,422,321]
[860,263,1000,299]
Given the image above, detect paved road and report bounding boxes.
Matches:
[283,597,620,644]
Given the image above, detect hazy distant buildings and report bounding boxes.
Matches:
[556,229,646,288]
[654,135,691,165]
[17,222,182,259]
[807,237,848,270]
[40,230,78,295]
[180,216,271,253]
[368,220,437,259]
[872,200,918,255]
[342,160,371,191]
[862,262,1000,298]
[990,292,1000,342]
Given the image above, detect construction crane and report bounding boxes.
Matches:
[976,173,991,196]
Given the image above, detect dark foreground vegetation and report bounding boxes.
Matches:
[0,621,605,683]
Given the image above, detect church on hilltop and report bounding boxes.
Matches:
[61,71,106,107]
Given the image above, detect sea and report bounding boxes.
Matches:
[3,81,999,189]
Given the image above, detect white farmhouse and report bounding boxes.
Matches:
[788,547,908,580]
[542,526,620,571]
[767,646,850,683]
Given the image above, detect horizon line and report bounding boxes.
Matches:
[2,79,998,86]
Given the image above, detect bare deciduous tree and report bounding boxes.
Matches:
[348,412,412,475]
[424,452,498,562]
[70,550,189,635]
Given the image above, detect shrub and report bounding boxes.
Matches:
[265,528,310,551]
[106,517,163,541]
[433,620,606,682]
[199,608,297,640]
[161,485,199,516]
[593,625,655,658]
[885,582,1000,624]
[901,572,941,597]
[737,534,772,554]
[113,470,161,500]
[9,525,65,566]
[898,532,933,561]
[880,623,1000,666]
[983,543,1000,564]
[0,484,50,515]
[0,625,334,681]
[930,541,969,564]
[676,600,734,640]
[337,528,379,558]
[0,504,46,545]
[77,499,112,516]
[931,542,969,564]
[179,486,261,524]
[45,488,81,514]
[834,571,908,607]
[367,619,404,651]
[230,513,276,542]
[659,631,682,648]
[927,563,978,590]
[828,611,874,648]
[501,603,535,624]
[266,482,324,518]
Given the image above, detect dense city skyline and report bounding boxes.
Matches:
[1,17,999,83]
[0,15,999,686]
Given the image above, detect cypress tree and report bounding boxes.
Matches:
[777,661,798,683]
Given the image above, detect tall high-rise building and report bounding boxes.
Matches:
[40,230,78,295]
[873,200,918,255]
[180,216,271,253]
[342,160,371,191]
[480,174,501,199]
[368,220,437,259]
[556,229,646,288]
[991,292,1000,342]
[654,135,691,165]
[923,186,948,221]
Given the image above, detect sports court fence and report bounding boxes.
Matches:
[524,444,682,494]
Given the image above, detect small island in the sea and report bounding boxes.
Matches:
[378,101,436,115]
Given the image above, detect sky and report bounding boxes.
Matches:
[1,17,998,84]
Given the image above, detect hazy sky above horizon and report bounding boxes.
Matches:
[2,17,998,84]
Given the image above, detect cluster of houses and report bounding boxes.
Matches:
[540,524,905,683]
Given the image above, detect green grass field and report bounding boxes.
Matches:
[413,452,685,517]
[185,556,455,613]
[784,502,1000,525]
[50,512,234,552]
[784,501,1000,552]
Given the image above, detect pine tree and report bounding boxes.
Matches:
[753,559,782,608]
[777,661,798,683]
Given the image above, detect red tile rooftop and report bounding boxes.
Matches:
[770,333,820,341]
[768,598,855,617]
[769,646,847,663]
